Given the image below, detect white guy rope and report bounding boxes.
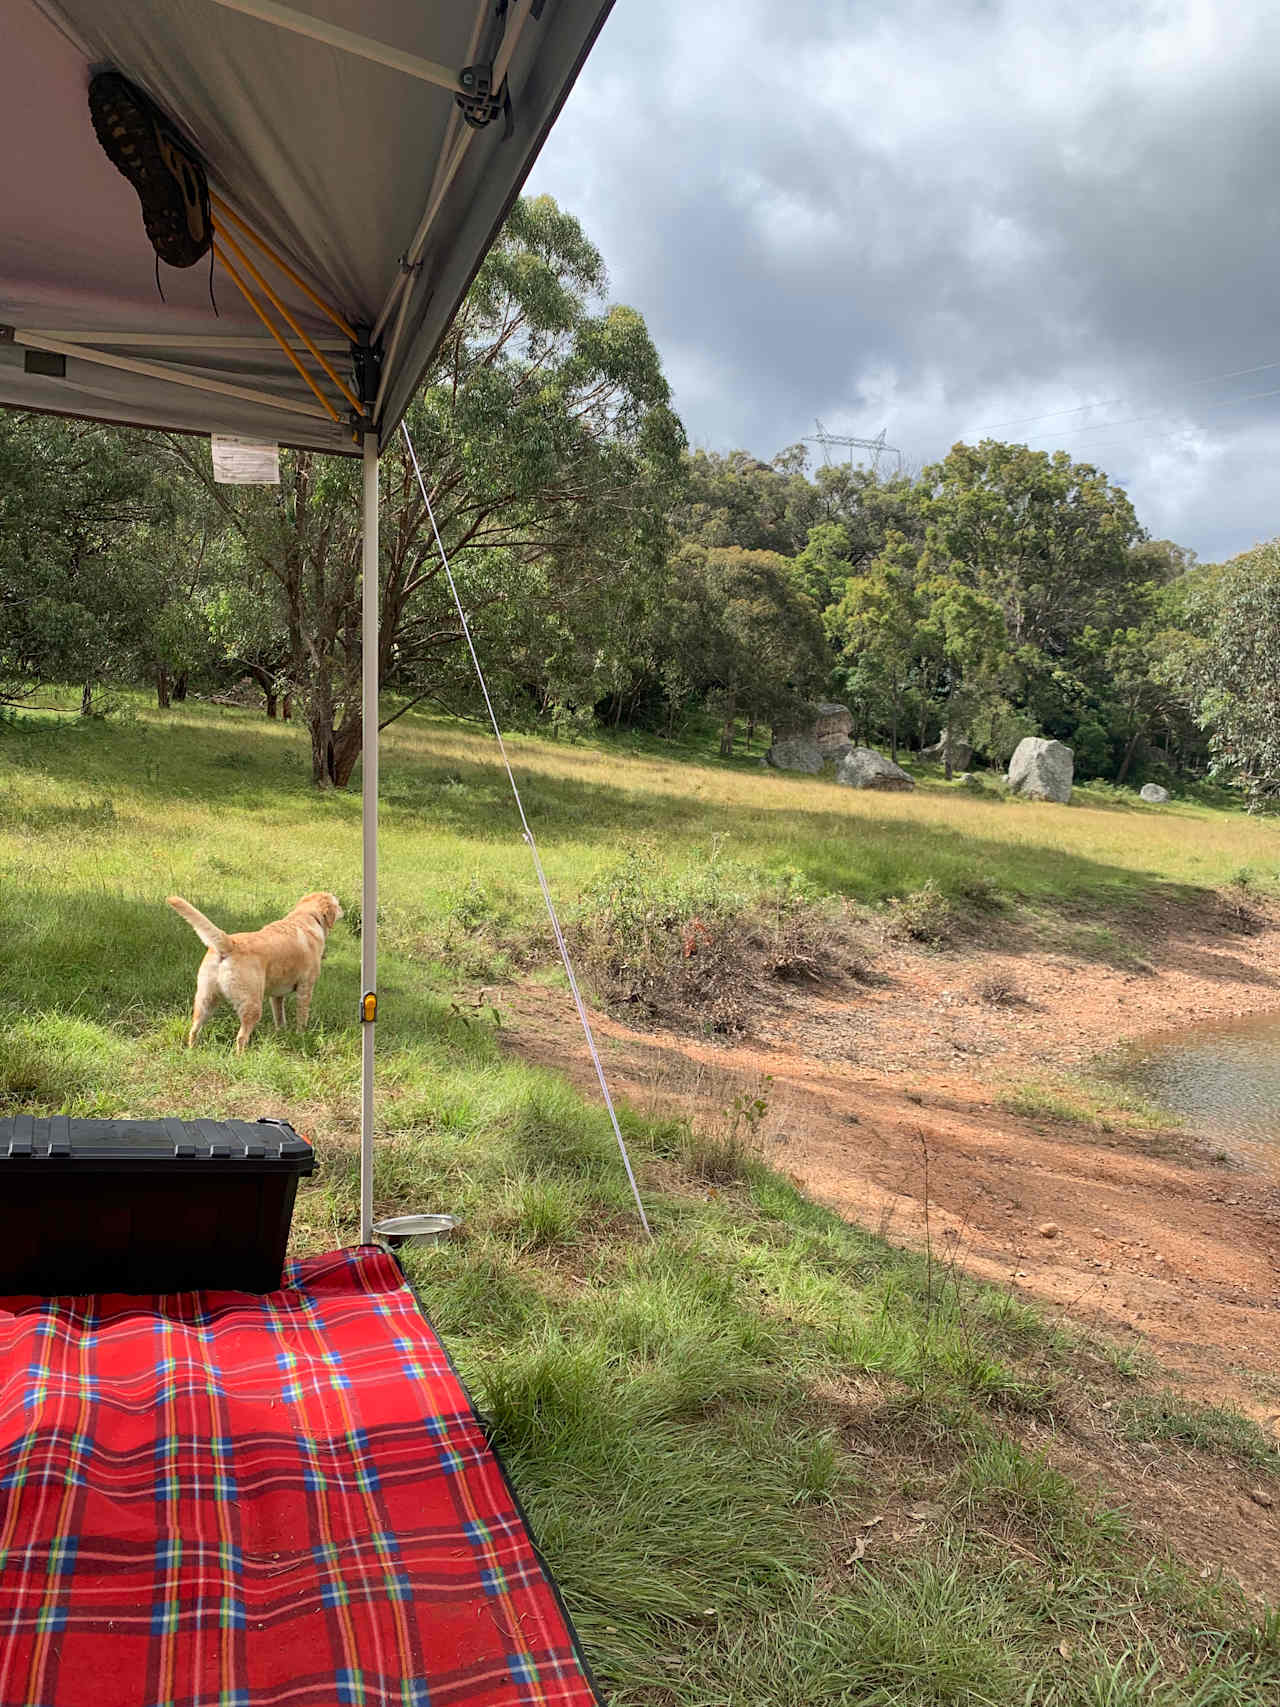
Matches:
[400,421,653,1239]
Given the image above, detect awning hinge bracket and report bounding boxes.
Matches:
[456,62,512,134]
[350,324,382,421]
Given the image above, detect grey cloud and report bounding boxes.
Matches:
[527,1,1280,560]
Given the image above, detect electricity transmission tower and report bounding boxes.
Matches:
[806,419,903,477]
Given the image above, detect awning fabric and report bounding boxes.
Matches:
[1,0,614,452]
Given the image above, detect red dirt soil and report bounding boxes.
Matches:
[494,900,1280,1426]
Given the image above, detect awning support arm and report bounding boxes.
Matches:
[370,0,537,418]
[206,0,468,95]
[370,0,494,347]
[21,331,349,352]
[212,222,365,416]
[9,330,335,423]
[212,240,341,423]
[209,195,358,343]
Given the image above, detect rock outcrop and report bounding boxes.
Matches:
[766,736,823,774]
[1006,737,1073,803]
[812,702,854,755]
[768,702,854,771]
[835,747,915,791]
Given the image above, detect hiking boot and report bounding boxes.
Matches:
[89,70,211,269]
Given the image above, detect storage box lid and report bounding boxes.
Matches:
[0,1116,316,1173]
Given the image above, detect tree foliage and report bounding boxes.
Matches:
[667,545,826,756]
[826,534,926,759]
[1175,541,1280,801]
[0,414,210,710]
[918,439,1143,656]
[167,196,685,785]
[3,197,1250,800]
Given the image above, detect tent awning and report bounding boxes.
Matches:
[4,0,623,1252]
[1,0,613,452]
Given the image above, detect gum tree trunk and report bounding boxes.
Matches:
[308,700,362,788]
[719,690,737,758]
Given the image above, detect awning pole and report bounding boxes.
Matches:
[359,432,379,1245]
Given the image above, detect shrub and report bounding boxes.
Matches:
[975,975,1024,1007]
[572,847,864,1031]
[886,880,953,946]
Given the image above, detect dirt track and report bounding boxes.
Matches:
[496,898,1280,1424]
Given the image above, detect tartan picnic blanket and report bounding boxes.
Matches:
[0,1246,602,1707]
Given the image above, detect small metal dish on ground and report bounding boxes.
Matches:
[372,1213,461,1251]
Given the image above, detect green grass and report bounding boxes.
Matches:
[6,695,1280,947]
[1117,1394,1280,1477]
[996,1076,1182,1136]
[2,699,1279,1704]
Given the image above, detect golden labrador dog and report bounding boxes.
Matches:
[168,891,343,1053]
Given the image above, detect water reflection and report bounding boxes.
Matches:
[1115,1011,1280,1148]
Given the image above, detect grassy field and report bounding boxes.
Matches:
[3,700,1280,1705]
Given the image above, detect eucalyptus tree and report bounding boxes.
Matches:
[665,544,827,757]
[0,411,184,710]
[826,532,927,761]
[1175,540,1280,801]
[918,440,1143,657]
[168,195,684,786]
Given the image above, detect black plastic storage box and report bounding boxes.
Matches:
[0,1116,316,1296]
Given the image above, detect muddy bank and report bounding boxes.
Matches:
[494,895,1280,1423]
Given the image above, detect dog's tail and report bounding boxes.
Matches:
[167,896,231,956]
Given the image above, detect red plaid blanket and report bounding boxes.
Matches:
[0,1247,602,1707]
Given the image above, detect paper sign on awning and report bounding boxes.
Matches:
[211,435,280,484]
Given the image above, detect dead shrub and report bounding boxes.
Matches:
[572,847,868,1033]
[975,975,1026,1007]
[886,879,954,947]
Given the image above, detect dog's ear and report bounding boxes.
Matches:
[299,891,343,929]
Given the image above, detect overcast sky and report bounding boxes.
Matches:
[526,0,1280,564]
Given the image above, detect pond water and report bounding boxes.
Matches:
[1114,1010,1280,1152]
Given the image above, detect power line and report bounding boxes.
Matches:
[1008,397,1280,471]
[1021,380,1280,450]
[1036,414,1269,466]
[974,355,1280,436]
